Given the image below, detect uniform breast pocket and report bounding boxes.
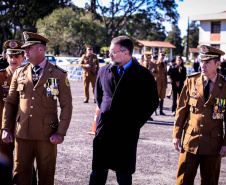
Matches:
[17,83,25,99]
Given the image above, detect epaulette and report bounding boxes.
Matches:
[187,72,201,77]
[219,74,226,81]
[17,63,29,69]
[55,65,67,73]
[0,69,6,72]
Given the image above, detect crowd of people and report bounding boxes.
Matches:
[0,33,226,185]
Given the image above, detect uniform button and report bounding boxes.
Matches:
[31,106,33,108]
[4,94,6,96]
[203,105,206,107]
[32,97,34,100]
[200,134,202,137]
[33,88,35,91]
[202,115,205,117]
[30,114,32,117]
[200,125,203,127]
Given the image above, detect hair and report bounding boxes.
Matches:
[170,58,176,63]
[111,36,133,56]
[36,44,46,51]
[213,57,220,63]
[153,55,158,60]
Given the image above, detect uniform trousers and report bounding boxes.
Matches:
[177,150,221,185]
[0,144,14,184]
[13,138,57,185]
[157,81,166,100]
[89,170,132,185]
[83,74,97,101]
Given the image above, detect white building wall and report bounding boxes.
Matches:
[199,21,210,45]
[221,21,226,58]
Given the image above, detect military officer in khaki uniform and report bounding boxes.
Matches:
[0,40,25,183]
[79,45,99,103]
[155,51,167,115]
[173,45,226,185]
[1,32,73,185]
[140,51,151,68]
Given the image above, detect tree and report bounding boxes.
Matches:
[86,0,181,45]
[183,21,199,49]
[0,0,73,51]
[36,7,106,56]
[165,24,183,57]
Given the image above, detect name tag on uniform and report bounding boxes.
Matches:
[212,98,225,119]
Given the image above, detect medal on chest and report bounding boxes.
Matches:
[44,78,59,100]
[212,98,225,119]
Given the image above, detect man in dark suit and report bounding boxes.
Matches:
[89,36,159,185]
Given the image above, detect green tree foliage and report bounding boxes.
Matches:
[165,24,183,57]
[86,0,181,45]
[120,10,166,42]
[36,7,106,56]
[0,0,72,51]
[183,21,199,49]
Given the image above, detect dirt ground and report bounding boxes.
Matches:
[53,80,226,185]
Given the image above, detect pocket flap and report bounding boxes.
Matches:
[188,98,197,106]
[44,115,58,125]
[17,84,24,91]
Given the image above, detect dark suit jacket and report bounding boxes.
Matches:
[92,58,159,174]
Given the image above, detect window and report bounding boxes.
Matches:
[211,44,220,49]
[211,22,221,33]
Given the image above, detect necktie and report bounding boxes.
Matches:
[32,65,41,86]
[118,66,124,77]
[204,80,210,102]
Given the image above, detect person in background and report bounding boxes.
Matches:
[167,58,177,99]
[79,45,99,103]
[171,56,186,116]
[220,58,226,77]
[193,58,200,72]
[2,32,72,185]
[155,51,167,115]
[89,36,158,185]
[173,45,226,184]
[0,51,9,69]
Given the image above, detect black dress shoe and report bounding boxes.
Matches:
[160,111,165,115]
[148,117,153,121]
[83,100,88,103]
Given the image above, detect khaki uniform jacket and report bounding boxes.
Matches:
[155,60,167,87]
[173,73,226,155]
[79,53,99,76]
[0,67,14,144]
[148,62,158,77]
[2,61,73,140]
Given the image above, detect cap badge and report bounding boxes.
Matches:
[23,32,29,41]
[9,41,18,48]
[200,45,209,54]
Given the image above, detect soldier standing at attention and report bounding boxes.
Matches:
[79,45,99,103]
[173,45,226,184]
[0,51,9,69]
[1,32,73,185]
[155,51,167,115]
[0,40,25,184]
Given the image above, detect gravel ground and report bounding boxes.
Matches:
[54,80,226,185]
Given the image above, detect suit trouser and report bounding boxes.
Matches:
[14,138,57,185]
[0,144,14,185]
[83,74,97,101]
[89,170,132,185]
[177,150,221,185]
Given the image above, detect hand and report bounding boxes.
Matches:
[2,129,13,143]
[50,133,64,144]
[219,146,226,157]
[86,64,91,68]
[173,138,181,152]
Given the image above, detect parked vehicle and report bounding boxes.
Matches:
[56,57,80,66]
[45,54,56,65]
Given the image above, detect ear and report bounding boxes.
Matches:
[216,61,221,68]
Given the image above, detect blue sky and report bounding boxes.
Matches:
[72,0,226,37]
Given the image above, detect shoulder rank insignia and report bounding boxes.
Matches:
[0,69,6,72]
[187,72,201,77]
[55,65,67,73]
[17,63,29,69]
